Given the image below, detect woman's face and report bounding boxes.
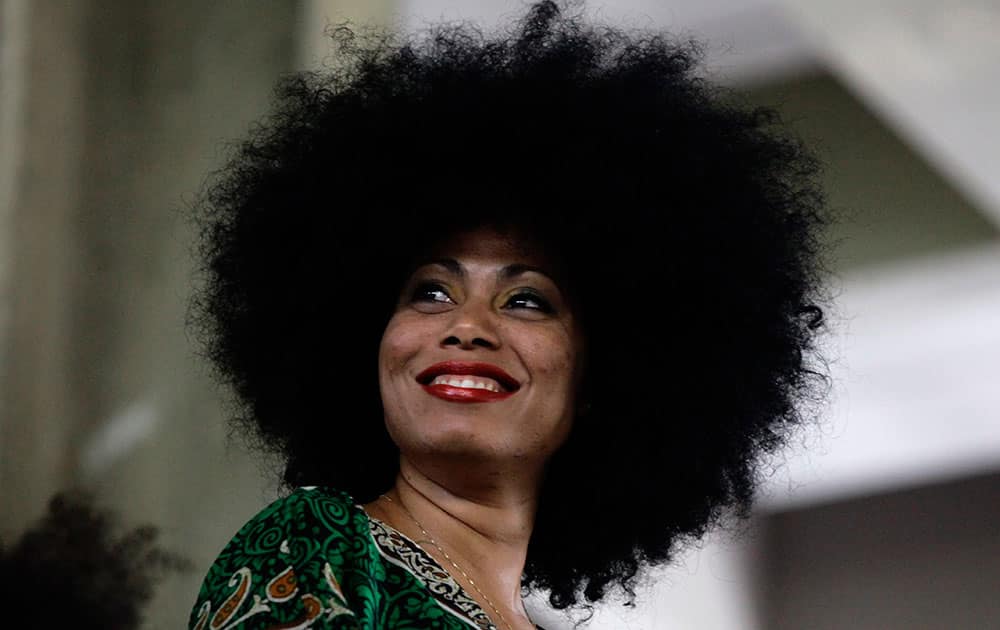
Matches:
[379,228,583,466]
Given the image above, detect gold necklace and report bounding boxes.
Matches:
[379,493,525,630]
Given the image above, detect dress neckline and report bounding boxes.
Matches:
[359,505,500,630]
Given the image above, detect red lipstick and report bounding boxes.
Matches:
[416,361,520,403]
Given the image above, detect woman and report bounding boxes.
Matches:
[189,2,829,628]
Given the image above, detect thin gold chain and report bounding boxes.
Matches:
[379,493,524,630]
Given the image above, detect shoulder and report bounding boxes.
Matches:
[189,487,370,629]
[247,486,365,541]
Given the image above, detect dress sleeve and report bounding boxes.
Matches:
[189,488,367,630]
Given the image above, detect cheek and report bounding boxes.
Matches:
[379,316,425,429]
[379,314,424,378]
[529,330,583,443]
[526,331,580,395]
[526,334,579,452]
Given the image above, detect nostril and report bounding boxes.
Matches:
[442,335,496,349]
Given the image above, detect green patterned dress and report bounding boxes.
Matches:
[189,486,515,629]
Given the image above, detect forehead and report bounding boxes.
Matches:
[422,228,550,270]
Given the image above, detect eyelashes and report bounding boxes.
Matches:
[410,281,453,304]
[503,289,554,313]
[408,281,555,314]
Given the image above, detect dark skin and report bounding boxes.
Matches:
[363,228,584,629]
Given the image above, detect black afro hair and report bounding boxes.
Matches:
[0,493,187,629]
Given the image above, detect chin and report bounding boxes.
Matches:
[393,421,518,463]
[419,422,506,456]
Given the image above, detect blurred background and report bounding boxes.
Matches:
[1,0,998,628]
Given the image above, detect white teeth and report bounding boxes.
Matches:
[430,374,502,392]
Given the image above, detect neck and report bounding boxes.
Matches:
[367,456,541,624]
[398,456,539,547]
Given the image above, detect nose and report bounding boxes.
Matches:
[441,300,500,350]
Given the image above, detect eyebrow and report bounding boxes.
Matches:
[421,258,552,282]
[499,263,548,281]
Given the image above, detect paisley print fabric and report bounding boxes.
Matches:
[189,487,496,629]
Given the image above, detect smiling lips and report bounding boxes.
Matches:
[416,361,520,403]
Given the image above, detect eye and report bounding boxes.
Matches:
[410,281,454,305]
[503,289,554,314]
